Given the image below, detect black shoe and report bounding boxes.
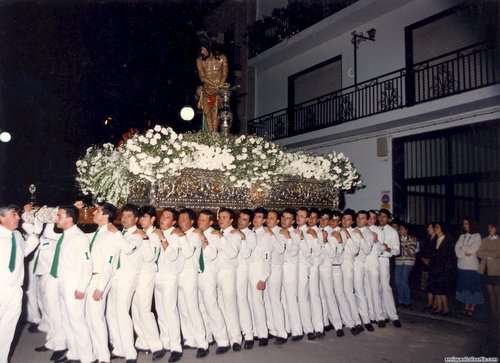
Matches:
[274,337,287,345]
[268,333,276,339]
[350,327,360,335]
[51,349,68,361]
[356,324,364,332]
[136,348,151,354]
[377,320,386,328]
[258,338,268,346]
[324,324,333,332]
[315,331,325,338]
[66,360,81,363]
[110,353,125,360]
[55,358,68,363]
[336,329,344,337]
[232,343,241,352]
[182,343,196,350]
[291,335,303,341]
[364,323,375,332]
[35,345,49,352]
[307,332,315,340]
[126,360,137,363]
[215,346,230,355]
[152,349,167,360]
[168,351,182,363]
[244,340,254,349]
[208,340,215,346]
[370,320,376,324]
[384,318,390,323]
[393,320,402,328]
[28,323,40,333]
[196,348,209,358]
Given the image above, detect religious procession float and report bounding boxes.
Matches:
[75,126,361,211]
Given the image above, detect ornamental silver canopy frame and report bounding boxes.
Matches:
[128,169,340,210]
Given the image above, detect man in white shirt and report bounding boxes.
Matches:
[131,206,163,357]
[137,206,168,361]
[197,210,231,354]
[86,202,124,363]
[217,208,243,351]
[377,209,402,327]
[107,204,148,363]
[177,208,209,358]
[265,210,288,345]
[54,205,95,363]
[0,204,39,363]
[154,207,186,363]
[249,207,273,346]
[30,220,67,361]
[236,209,256,349]
[340,209,369,332]
[296,207,319,340]
[317,209,345,337]
[357,210,385,327]
[279,208,302,341]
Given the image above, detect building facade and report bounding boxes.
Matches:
[247,0,499,227]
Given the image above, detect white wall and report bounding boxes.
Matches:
[254,0,459,115]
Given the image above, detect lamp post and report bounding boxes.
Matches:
[180,106,195,122]
[0,130,11,143]
[351,28,376,86]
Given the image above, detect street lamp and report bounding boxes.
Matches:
[351,28,376,86]
[180,106,195,121]
[0,130,11,143]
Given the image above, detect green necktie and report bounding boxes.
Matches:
[117,229,126,270]
[89,228,100,251]
[9,233,16,272]
[50,233,65,277]
[199,247,205,273]
[33,249,40,274]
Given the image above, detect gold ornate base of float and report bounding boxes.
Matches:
[127,169,339,210]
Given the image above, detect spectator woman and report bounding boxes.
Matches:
[455,217,484,316]
[477,223,500,318]
[428,222,455,316]
[420,223,436,310]
[394,222,418,308]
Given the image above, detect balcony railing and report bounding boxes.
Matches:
[248,41,498,140]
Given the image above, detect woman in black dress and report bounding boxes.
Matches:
[428,222,456,316]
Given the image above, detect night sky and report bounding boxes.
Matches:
[0,0,224,204]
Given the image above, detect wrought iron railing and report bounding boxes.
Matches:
[248,42,498,140]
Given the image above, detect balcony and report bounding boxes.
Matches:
[248,41,498,140]
[247,0,359,57]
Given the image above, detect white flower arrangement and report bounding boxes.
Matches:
[76,126,361,205]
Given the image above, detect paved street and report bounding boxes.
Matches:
[9,308,498,363]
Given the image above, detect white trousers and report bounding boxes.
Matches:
[236,264,253,341]
[132,271,162,352]
[198,271,229,346]
[297,263,313,334]
[318,265,342,330]
[217,268,241,344]
[107,275,138,359]
[264,264,287,338]
[0,285,22,363]
[85,276,111,361]
[364,259,384,321]
[40,275,66,351]
[26,258,42,325]
[59,279,95,363]
[178,269,208,349]
[379,258,399,320]
[341,261,361,325]
[281,262,302,337]
[309,263,324,333]
[331,266,355,328]
[155,273,182,352]
[248,265,268,339]
[353,260,370,324]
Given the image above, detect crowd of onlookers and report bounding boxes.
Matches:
[391,218,499,320]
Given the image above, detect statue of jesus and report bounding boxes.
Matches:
[196,41,229,133]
